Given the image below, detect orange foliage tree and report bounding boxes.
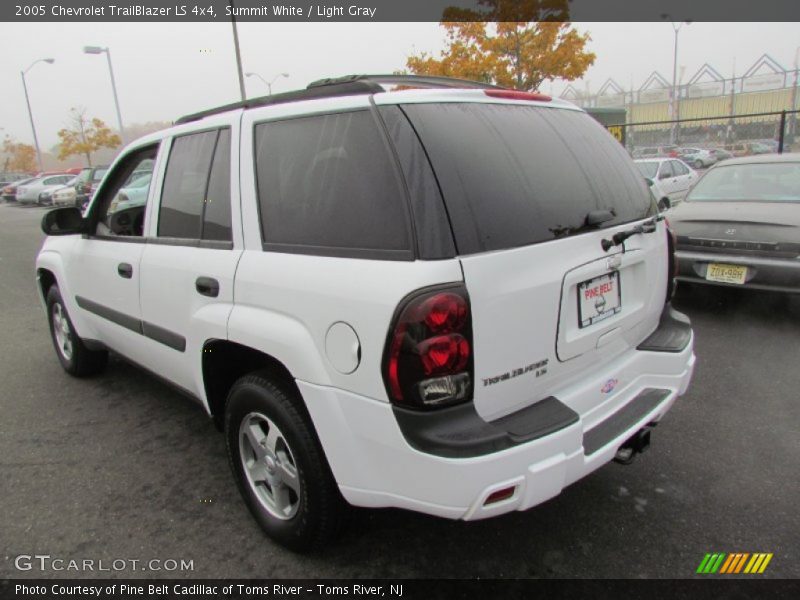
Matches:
[407,1,595,91]
[2,137,37,172]
[57,107,121,167]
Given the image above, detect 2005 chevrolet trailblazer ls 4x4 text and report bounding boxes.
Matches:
[36,75,696,551]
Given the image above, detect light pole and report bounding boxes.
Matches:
[83,46,124,140]
[246,72,289,96]
[20,58,54,173]
[663,16,691,145]
[791,46,799,142]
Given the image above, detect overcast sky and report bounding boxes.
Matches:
[0,21,797,149]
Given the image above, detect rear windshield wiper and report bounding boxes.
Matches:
[601,216,664,252]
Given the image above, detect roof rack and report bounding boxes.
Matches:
[175,74,502,125]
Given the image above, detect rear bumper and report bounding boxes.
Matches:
[300,307,695,520]
[676,249,800,293]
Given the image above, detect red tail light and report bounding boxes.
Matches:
[383,285,473,409]
[484,89,552,102]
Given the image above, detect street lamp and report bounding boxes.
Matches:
[20,57,54,173]
[662,16,691,144]
[83,46,124,139]
[246,72,289,95]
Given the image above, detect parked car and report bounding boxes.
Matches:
[670,153,800,292]
[754,140,780,153]
[635,158,698,207]
[0,172,30,189]
[36,75,695,551]
[709,147,734,162]
[73,165,109,209]
[15,174,75,205]
[726,141,772,157]
[2,176,37,202]
[633,145,680,159]
[678,147,717,169]
[51,182,79,207]
[107,172,151,213]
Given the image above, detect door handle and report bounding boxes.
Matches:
[117,263,133,279]
[195,276,220,298]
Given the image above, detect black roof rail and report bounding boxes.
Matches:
[307,73,502,90]
[175,74,501,125]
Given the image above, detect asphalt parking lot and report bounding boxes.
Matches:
[1,202,798,579]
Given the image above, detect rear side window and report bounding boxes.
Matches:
[402,104,655,254]
[159,129,232,242]
[673,161,690,176]
[254,110,411,258]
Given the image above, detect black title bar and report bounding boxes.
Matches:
[2,0,799,22]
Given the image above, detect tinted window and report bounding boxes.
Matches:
[159,131,217,239]
[254,110,410,256]
[402,104,654,254]
[202,128,232,241]
[659,162,674,178]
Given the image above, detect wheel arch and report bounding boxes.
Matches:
[202,339,308,431]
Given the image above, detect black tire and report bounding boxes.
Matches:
[45,285,108,377]
[225,372,346,552]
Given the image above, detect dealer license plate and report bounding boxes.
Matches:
[706,263,747,284]
[578,272,621,329]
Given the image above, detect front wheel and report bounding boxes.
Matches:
[694,159,703,169]
[46,285,108,376]
[225,372,346,552]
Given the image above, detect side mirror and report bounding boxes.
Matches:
[645,177,654,187]
[41,207,85,236]
[658,197,672,211]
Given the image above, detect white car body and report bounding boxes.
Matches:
[51,183,78,207]
[36,84,695,531]
[635,158,698,207]
[16,174,75,205]
[679,147,718,169]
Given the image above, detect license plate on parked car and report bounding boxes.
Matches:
[706,263,747,284]
[578,272,621,328]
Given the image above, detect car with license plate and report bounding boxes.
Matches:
[670,153,800,292]
[35,74,695,551]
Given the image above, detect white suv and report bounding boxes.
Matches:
[36,75,695,551]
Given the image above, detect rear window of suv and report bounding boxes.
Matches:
[254,110,412,259]
[401,103,655,254]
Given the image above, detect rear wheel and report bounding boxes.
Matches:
[694,159,703,169]
[46,285,108,376]
[225,372,345,552]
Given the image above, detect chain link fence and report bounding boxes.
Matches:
[603,109,800,160]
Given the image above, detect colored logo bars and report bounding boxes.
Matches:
[696,552,773,574]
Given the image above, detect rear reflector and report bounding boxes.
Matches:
[484,89,552,102]
[484,486,516,505]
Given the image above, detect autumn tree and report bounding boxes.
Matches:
[406,0,595,91]
[1,136,37,172]
[57,108,121,167]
